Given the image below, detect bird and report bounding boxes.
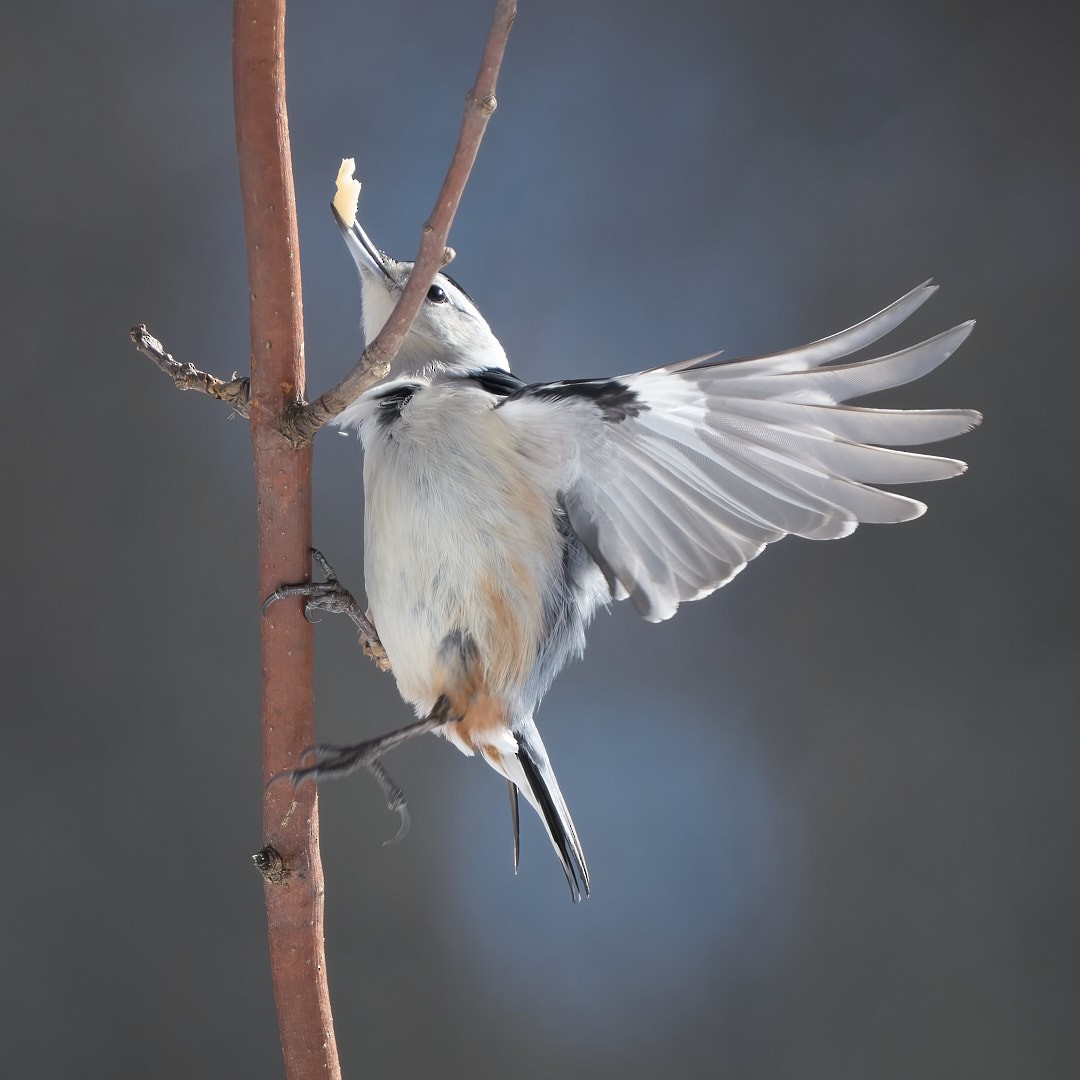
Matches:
[266,192,981,902]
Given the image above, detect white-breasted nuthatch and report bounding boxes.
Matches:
[271,195,980,902]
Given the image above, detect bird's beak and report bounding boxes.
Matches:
[332,204,395,285]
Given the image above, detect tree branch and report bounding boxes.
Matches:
[280,0,518,446]
[233,2,340,1079]
[129,324,251,416]
[129,3,517,1075]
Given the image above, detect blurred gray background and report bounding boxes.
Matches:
[4,1,1077,1076]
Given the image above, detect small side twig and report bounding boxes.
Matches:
[130,324,250,417]
[129,0,516,451]
[280,0,518,447]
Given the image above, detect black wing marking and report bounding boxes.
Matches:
[501,377,648,423]
[459,367,527,398]
[373,382,420,430]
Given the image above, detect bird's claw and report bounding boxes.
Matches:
[261,587,288,616]
[385,801,411,846]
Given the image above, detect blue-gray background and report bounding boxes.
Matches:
[4,1,1077,1076]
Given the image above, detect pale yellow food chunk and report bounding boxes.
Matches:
[333,158,362,227]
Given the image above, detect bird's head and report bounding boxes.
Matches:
[335,207,509,378]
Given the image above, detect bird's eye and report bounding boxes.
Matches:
[426,284,448,304]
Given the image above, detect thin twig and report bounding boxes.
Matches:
[233,1,340,1079]
[280,0,518,447]
[129,324,251,416]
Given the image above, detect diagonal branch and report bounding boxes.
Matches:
[129,0,517,452]
[280,0,518,447]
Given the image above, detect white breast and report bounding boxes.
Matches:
[356,380,563,716]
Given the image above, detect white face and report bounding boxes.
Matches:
[340,217,509,377]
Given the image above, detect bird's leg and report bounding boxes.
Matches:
[262,547,390,672]
[274,697,455,844]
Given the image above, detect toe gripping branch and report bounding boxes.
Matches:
[263,549,445,844]
[262,548,390,671]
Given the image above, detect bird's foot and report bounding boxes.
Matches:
[262,548,390,671]
[279,741,411,845]
[270,705,452,845]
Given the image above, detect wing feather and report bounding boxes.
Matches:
[703,398,980,446]
[684,323,974,402]
[499,285,980,622]
[657,278,939,376]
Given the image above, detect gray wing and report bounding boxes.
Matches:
[498,282,981,622]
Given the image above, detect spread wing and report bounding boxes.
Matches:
[497,282,981,622]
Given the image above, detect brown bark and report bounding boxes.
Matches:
[233,1,340,1077]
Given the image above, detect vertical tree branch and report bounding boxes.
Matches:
[233,2,340,1078]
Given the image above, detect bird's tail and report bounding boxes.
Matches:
[484,717,590,901]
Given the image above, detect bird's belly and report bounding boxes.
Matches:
[362,426,561,721]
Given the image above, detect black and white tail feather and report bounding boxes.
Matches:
[501,719,589,901]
